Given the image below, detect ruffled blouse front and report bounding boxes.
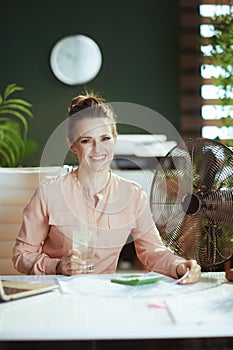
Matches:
[12,170,185,276]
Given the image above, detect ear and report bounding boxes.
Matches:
[66,138,76,154]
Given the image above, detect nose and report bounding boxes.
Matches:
[93,140,101,152]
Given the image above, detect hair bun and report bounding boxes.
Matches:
[80,96,98,108]
[68,93,105,116]
[67,91,117,141]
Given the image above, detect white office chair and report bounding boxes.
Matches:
[0,167,65,275]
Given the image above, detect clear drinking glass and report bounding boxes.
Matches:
[72,225,96,273]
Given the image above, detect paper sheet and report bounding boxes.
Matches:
[166,285,233,325]
[54,270,218,298]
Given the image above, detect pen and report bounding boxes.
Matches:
[164,301,176,324]
[177,268,190,284]
[170,268,190,285]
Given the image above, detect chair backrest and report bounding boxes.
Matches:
[0,167,65,275]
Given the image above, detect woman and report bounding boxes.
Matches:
[12,92,201,283]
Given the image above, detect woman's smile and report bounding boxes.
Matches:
[90,155,106,161]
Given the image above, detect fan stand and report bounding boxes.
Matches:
[206,229,217,272]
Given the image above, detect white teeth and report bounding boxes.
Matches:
[91,156,105,160]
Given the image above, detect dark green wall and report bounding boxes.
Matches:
[0,0,179,166]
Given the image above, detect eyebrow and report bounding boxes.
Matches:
[79,136,92,140]
[79,134,111,140]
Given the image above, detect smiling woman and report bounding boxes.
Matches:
[66,92,117,195]
[12,91,201,284]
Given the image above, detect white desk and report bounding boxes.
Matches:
[0,272,233,348]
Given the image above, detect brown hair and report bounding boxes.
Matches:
[67,91,117,143]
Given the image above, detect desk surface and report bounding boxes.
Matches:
[0,272,233,342]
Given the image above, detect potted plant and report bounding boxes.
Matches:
[202,12,233,147]
[0,82,38,167]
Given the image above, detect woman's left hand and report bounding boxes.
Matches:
[176,260,201,284]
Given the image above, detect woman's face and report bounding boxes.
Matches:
[69,117,116,172]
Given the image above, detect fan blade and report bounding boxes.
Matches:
[203,190,233,224]
[156,203,202,261]
[199,222,233,267]
[175,214,202,260]
[155,204,184,234]
[192,146,222,193]
[150,171,190,223]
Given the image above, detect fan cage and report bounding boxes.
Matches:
[150,138,233,268]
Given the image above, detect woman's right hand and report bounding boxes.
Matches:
[56,249,86,276]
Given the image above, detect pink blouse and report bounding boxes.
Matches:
[12,170,185,277]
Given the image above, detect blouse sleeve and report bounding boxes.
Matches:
[12,181,60,275]
[131,187,186,279]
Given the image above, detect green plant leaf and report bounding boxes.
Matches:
[0,147,13,167]
[0,124,24,162]
[220,116,233,127]
[23,139,38,159]
[4,83,23,100]
[226,139,233,147]
[3,98,32,107]
[1,134,21,163]
[0,109,28,138]
[0,117,16,124]
[0,83,36,166]
[0,121,26,166]
[0,103,33,118]
[0,138,16,166]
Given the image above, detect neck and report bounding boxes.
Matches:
[77,167,110,195]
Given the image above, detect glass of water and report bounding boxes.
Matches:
[72,225,96,273]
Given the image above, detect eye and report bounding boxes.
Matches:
[102,136,111,142]
[80,139,91,144]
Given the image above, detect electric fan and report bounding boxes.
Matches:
[150,138,233,270]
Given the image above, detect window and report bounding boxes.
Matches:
[179,0,233,144]
[199,2,233,143]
